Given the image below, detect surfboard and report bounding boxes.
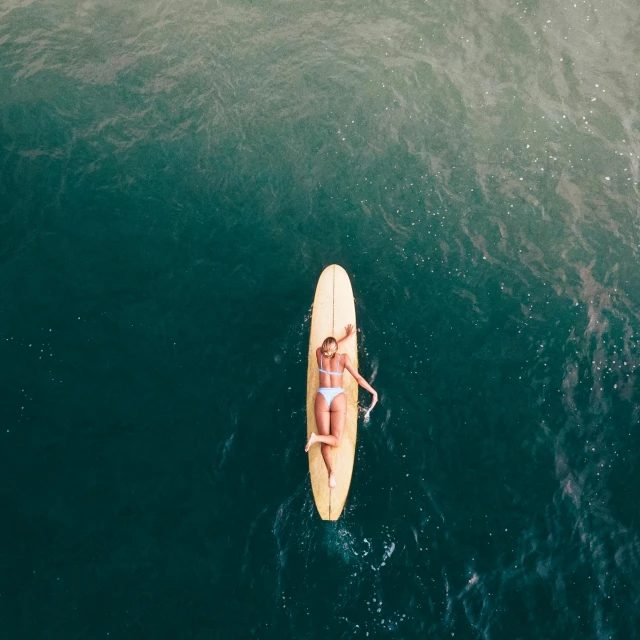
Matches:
[307,264,358,521]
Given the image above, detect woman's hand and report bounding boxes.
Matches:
[337,324,356,347]
[364,391,378,422]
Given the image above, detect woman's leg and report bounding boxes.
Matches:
[306,392,346,488]
[329,392,347,443]
[307,394,337,450]
[307,393,346,448]
[326,393,347,488]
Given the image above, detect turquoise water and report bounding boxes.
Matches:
[1,0,640,637]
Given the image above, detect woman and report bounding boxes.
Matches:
[305,324,378,488]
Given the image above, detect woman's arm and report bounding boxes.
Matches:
[343,354,378,411]
[336,324,356,347]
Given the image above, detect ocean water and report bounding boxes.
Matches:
[1,0,639,637]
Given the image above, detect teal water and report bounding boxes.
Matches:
[1,0,640,637]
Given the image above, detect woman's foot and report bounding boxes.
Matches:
[328,472,336,489]
[305,432,317,452]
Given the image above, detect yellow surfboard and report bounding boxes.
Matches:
[306,264,358,521]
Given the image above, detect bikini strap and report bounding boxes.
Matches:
[319,351,343,374]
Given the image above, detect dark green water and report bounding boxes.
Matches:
[2,0,640,637]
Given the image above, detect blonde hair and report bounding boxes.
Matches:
[321,337,338,358]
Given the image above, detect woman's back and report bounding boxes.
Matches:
[317,348,346,388]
